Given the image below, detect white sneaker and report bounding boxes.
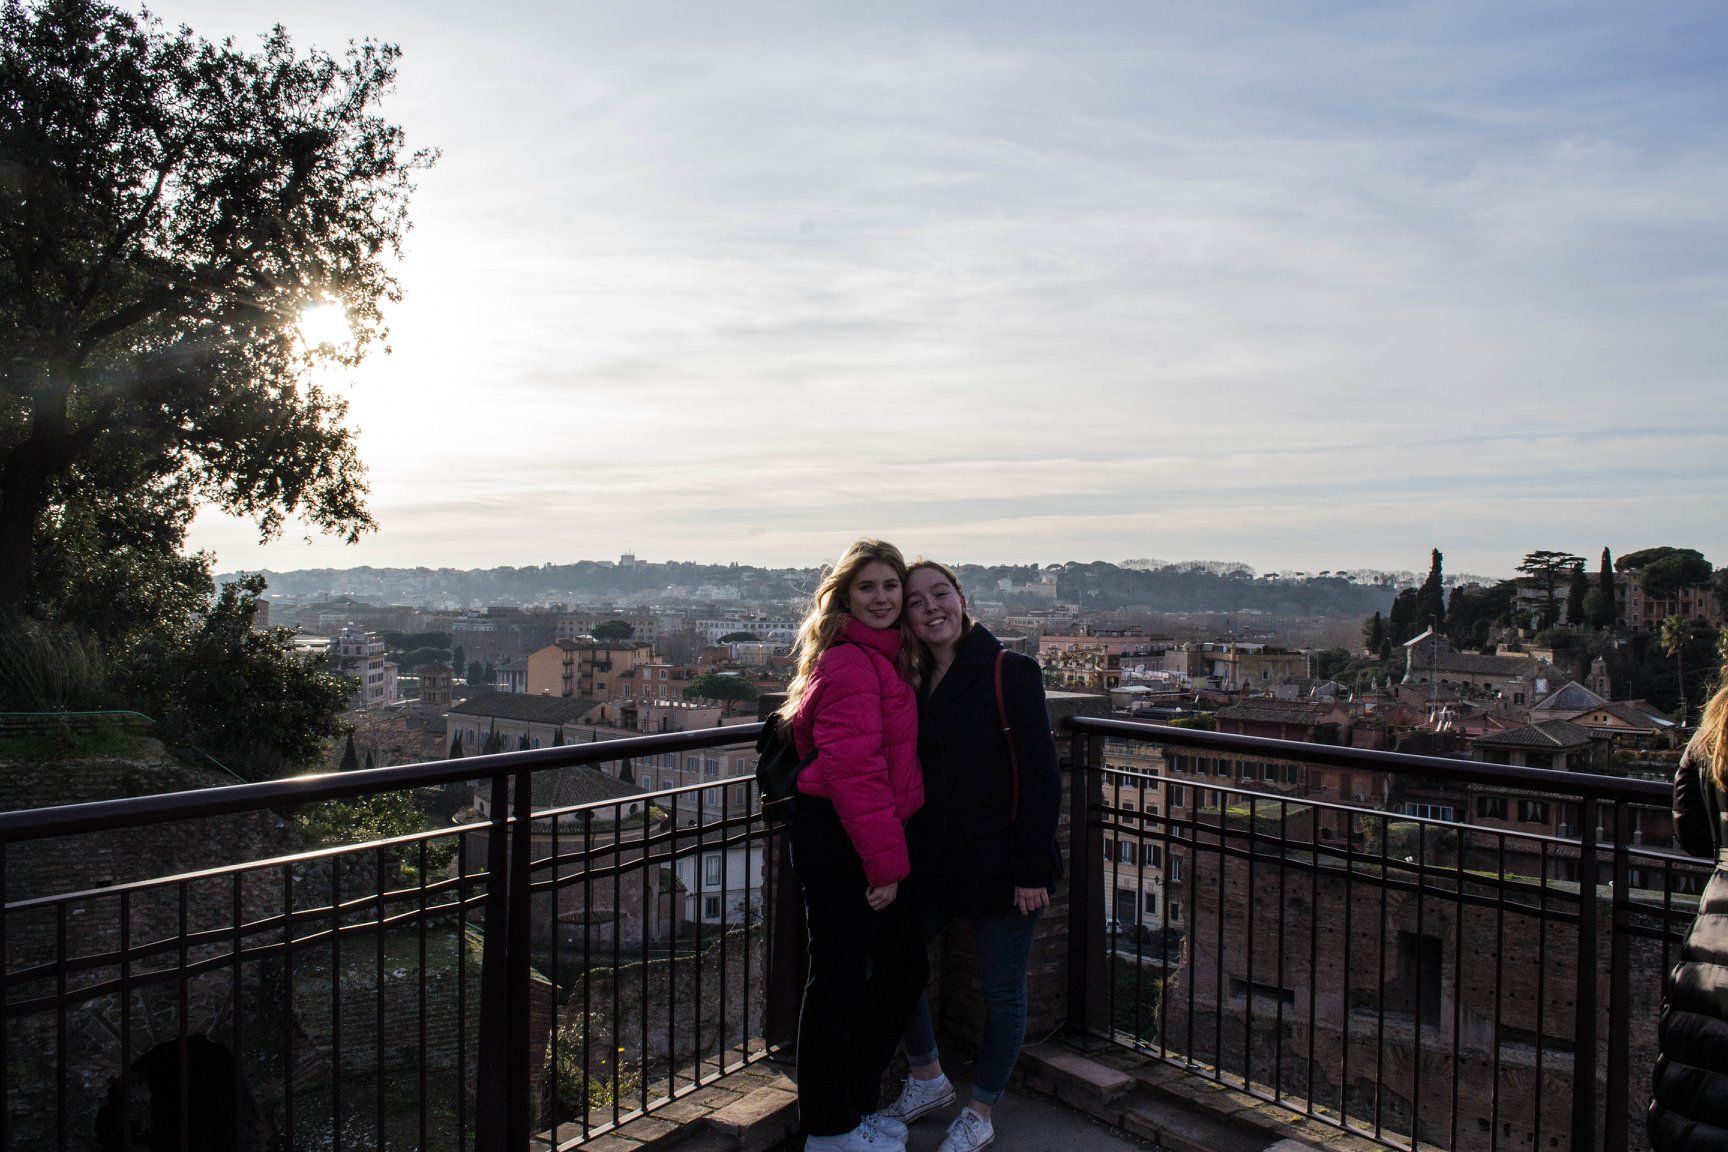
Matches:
[806,1119,904,1152]
[936,1107,994,1152]
[860,1112,909,1143]
[882,1073,957,1123]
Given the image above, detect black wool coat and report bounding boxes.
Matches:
[908,623,1063,919]
[1650,750,1728,1152]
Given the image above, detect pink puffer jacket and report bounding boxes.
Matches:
[793,617,923,887]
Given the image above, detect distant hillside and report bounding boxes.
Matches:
[229,559,1395,618]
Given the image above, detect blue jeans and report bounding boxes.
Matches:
[902,907,1040,1106]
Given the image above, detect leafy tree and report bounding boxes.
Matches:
[1591,548,1617,629]
[296,790,453,877]
[396,645,452,673]
[1581,588,1612,632]
[1414,549,1446,632]
[1386,587,1420,646]
[591,620,634,640]
[1717,568,1728,617]
[682,673,758,703]
[1617,547,1714,599]
[0,1,434,612]
[1516,551,1585,622]
[120,575,350,778]
[1312,647,1354,681]
[465,660,486,688]
[718,631,761,644]
[1661,615,1695,722]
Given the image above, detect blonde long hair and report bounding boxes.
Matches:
[1689,663,1728,791]
[779,539,917,722]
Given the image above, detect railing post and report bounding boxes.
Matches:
[506,766,534,1151]
[1064,725,1107,1041]
[1603,801,1632,1151]
[475,772,512,1152]
[1572,795,1600,1152]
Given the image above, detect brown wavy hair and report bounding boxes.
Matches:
[778,539,917,722]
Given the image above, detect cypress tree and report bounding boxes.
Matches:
[1593,547,1617,628]
[1566,563,1590,628]
[1415,549,1446,632]
[449,732,465,759]
[339,731,359,773]
[1364,611,1386,653]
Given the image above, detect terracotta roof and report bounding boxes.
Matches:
[540,764,647,809]
[450,692,601,724]
[1469,719,1595,750]
[1215,699,1339,726]
[1531,681,1608,713]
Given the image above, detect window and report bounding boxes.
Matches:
[1168,901,1182,922]
[686,755,699,771]
[1518,799,1550,824]
[1400,802,1455,822]
[1103,838,1115,861]
[704,759,719,777]
[1143,891,1158,915]
[1145,844,1162,868]
[704,787,721,807]
[1169,857,1184,883]
[1119,842,1136,865]
[704,856,722,886]
[1168,785,1187,807]
[704,896,721,919]
[1476,796,1507,820]
[640,773,654,790]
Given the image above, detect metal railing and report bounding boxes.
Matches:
[0,723,774,1152]
[1060,716,1696,1152]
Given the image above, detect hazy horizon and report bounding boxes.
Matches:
[161,2,1724,579]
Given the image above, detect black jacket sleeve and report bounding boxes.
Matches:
[1673,750,1722,860]
[1002,652,1062,888]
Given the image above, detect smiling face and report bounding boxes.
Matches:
[845,560,903,630]
[905,566,965,652]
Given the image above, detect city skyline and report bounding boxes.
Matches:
[165,1,1726,578]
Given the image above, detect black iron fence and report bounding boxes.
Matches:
[0,724,776,1152]
[1061,717,1698,1152]
[3,711,1700,1152]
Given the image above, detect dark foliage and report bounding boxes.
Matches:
[0,0,434,610]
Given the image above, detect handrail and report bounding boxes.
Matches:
[0,721,765,843]
[1061,715,1673,804]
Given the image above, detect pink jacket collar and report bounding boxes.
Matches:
[841,615,902,661]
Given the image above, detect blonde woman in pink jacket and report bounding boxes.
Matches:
[781,538,925,1152]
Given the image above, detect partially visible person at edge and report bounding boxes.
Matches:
[783,538,927,1152]
[1650,666,1728,1151]
[879,559,1063,1152]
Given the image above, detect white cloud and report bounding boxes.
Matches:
[171,1,1728,576]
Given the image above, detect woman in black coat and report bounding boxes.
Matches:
[1651,670,1728,1151]
[878,559,1062,1152]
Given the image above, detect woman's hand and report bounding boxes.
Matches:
[1013,886,1049,916]
[866,882,898,911]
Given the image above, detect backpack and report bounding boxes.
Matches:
[754,710,811,826]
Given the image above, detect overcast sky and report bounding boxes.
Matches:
[173,1,1728,578]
